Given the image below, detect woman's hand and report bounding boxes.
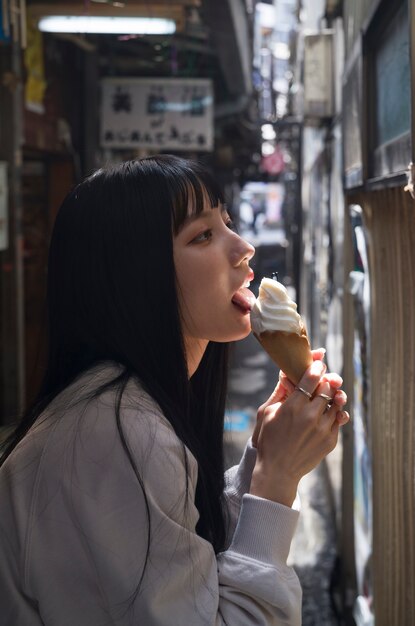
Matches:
[252,348,347,447]
[250,357,349,507]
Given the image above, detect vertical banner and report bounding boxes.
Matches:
[0,162,9,251]
[0,0,11,41]
[24,16,46,113]
[0,0,26,45]
[100,78,214,151]
[303,32,334,118]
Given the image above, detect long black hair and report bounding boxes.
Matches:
[0,155,229,553]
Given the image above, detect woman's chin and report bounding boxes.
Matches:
[203,315,253,343]
[229,323,253,342]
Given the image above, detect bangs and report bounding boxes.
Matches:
[110,154,225,234]
[166,162,225,234]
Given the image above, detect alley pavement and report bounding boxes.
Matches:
[224,330,341,626]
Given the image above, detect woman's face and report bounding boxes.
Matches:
[173,201,255,372]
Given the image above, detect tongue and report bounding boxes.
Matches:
[232,288,256,312]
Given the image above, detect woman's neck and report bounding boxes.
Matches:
[184,337,209,377]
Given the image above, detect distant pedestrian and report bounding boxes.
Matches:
[250,193,266,234]
[0,155,348,625]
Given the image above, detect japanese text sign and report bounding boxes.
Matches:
[100,78,213,151]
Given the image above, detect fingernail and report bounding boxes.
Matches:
[334,391,347,405]
[337,410,350,423]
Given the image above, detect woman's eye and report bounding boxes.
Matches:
[191,229,212,243]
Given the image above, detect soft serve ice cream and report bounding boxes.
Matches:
[250,277,313,384]
[250,278,303,335]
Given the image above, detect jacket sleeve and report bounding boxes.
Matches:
[25,396,302,626]
[223,439,257,546]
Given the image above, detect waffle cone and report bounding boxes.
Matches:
[254,325,313,385]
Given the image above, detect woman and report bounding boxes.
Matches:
[0,155,348,625]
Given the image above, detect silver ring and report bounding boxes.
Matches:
[316,393,333,412]
[295,386,312,400]
[316,393,332,402]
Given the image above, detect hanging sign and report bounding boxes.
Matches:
[303,31,334,119]
[100,78,213,151]
[24,18,46,113]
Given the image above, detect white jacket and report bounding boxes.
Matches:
[0,364,302,625]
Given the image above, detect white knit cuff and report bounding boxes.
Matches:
[227,494,300,565]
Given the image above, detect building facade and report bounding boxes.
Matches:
[298,0,415,623]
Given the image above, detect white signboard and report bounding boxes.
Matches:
[303,32,334,118]
[0,162,8,251]
[100,78,213,151]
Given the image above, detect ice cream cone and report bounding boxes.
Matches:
[254,323,313,385]
[250,277,314,384]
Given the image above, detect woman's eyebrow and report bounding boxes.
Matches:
[178,205,225,232]
[184,209,211,224]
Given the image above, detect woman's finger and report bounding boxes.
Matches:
[280,360,328,397]
[273,381,288,403]
[333,389,347,406]
[292,360,327,401]
[312,348,326,361]
[322,403,350,430]
[335,410,350,426]
[278,371,296,395]
[321,372,343,389]
[260,381,288,412]
[254,380,288,447]
[312,380,336,414]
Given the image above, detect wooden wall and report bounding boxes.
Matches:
[360,186,415,625]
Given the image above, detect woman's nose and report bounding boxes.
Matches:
[230,234,255,266]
